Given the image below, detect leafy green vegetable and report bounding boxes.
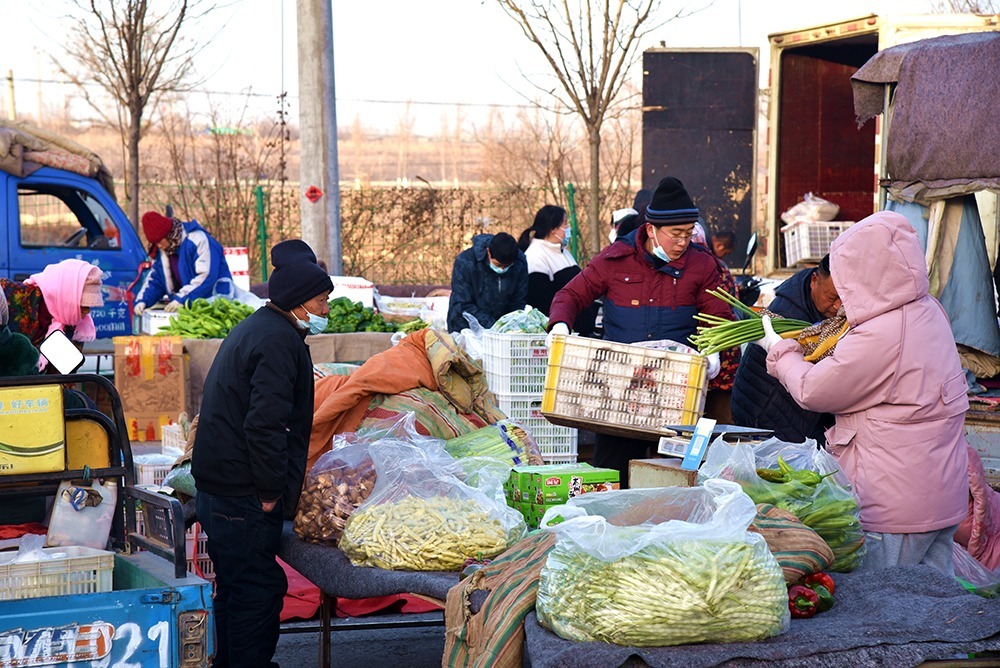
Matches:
[491,307,548,333]
[324,297,396,333]
[157,298,256,339]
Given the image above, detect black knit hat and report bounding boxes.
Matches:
[644,176,699,226]
[267,239,334,311]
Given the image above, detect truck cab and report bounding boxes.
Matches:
[0,124,149,338]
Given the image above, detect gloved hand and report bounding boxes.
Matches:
[133,302,146,317]
[753,315,783,352]
[164,300,182,313]
[546,322,570,350]
[706,352,721,380]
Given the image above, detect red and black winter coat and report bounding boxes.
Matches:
[549,227,734,346]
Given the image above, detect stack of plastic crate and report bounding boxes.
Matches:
[482,330,578,463]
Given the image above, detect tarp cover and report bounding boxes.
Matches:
[0,119,116,197]
[525,565,1000,668]
[851,31,1000,204]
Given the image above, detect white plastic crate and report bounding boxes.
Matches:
[135,516,214,580]
[482,331,550,394]
[135,461,173,487]
[542,335,708,440]
[781,219,855,266]
[495,392,578,462]
[0,546,114,600]
[160,423,186,453]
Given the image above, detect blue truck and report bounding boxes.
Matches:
[0,375,215,667]
[0,123,150,337]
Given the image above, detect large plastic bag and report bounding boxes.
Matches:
[490,306,548,333]
[954,543,1000,598]
[454,312,485,361]
[294,431,377,546]
[699,437,865,572]
[340,416,527,571]
[536,480,789,646]
[780,192,840,224]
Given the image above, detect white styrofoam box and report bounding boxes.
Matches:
[495,392,578,462]
[140,309,176,335]
[231,270,250,291]
[224,246,250,272]
[330,276,375,308]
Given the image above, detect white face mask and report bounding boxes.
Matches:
[608,228,617,243]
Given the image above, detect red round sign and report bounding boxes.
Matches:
[305,186,323,203]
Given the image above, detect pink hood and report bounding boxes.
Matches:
[26,259,100,342]
[830,211,930,326]
[767,210,969,534]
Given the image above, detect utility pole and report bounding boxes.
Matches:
[296,0,342,274]
[5,70,16,120]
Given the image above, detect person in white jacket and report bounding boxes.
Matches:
[517,205,597,336]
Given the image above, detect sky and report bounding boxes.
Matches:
[0,0,942,134]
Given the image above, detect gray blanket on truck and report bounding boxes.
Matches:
[524,565,1000,668]
[851,31,1000,205]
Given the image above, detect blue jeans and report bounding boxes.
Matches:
[196,492,286,668]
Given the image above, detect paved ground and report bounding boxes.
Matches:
[275,613,447,667]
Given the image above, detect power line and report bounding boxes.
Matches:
[11,76,535,109]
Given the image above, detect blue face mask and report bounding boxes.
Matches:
[561,225,571,248]
[650,230,671,263]
[489,262,509,275]
[296,307,328,335]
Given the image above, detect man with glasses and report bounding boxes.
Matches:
[547,176,735,486]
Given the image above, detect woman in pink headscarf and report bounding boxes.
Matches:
[25,259,105,344]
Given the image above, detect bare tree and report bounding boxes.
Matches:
[932,0,999,11]
[56,0,211,231]
[496,0,685,253]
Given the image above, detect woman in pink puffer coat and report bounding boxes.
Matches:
[763,210,969,574]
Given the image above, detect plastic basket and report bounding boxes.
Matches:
[135,461,173,486]
[495,392,578,462]
[542,335,708,440]
[0,546,114,600]
[135,516,214,580]
[160,423,186,453]
[781,219,855,266]
[482,331,550,394]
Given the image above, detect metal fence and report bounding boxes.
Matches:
[135,182,631,286]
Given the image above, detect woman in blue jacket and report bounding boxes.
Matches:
[134,211,232,315]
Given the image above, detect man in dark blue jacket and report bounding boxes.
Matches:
[193,239,332,668]
[730,254,841,443]
[447,232,528,332]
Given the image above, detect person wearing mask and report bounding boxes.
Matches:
[446,232,528,333]
[518,205,596,336]
[756,211,968,574]
[546,176,734,486]
[730,254,840,443]
[192,239,333,668]
[133,211,232,316]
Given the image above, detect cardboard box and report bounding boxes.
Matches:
[0,385,65,474]
[509,463,618,506]
[113,336,187,441]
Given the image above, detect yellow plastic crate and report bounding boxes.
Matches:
[0,546,114,600]
[542,336,708,440]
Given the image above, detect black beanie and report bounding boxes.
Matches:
[267,239,334,311]
[644,176,699,226]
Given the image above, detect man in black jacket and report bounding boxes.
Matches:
[446,232,528,333]
[730,254,840,443]
[193,239,332,668]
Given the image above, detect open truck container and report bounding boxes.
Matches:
[0,374,214,667]
[642,13,1000,275]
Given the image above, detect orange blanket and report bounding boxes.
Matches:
[307,329,438,471]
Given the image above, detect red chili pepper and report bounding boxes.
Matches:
[804,572,836,596]
[788,585,819,619]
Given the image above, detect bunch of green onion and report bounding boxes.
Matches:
[690,289,811,355]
